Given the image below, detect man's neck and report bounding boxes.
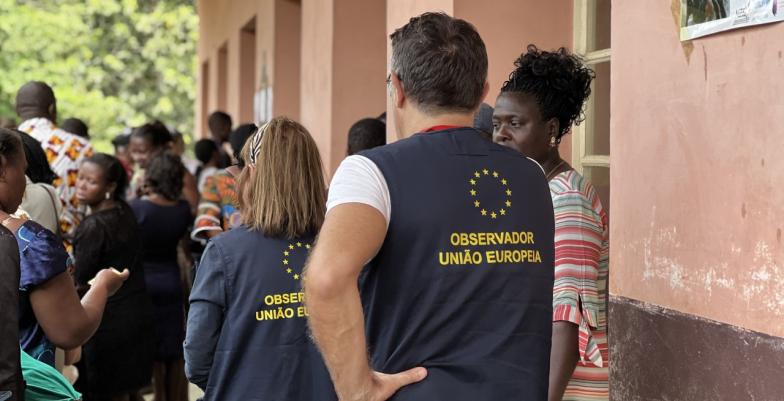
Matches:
[399,111,475,138]
[19,113,52,124]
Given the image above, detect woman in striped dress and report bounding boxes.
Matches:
[491,45,609,400]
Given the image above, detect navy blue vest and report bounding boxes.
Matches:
[359,128,554,400]
[201,227,336,401]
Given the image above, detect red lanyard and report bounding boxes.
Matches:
[421,125,463,133]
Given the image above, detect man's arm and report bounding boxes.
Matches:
[305,203,426,401]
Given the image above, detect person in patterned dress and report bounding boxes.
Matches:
[191,123,256,242]
[492,45,609,401]
[15,82,93,250]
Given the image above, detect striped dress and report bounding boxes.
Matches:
[550,170,609,400]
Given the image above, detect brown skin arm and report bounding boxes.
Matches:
[305,204,426,401]
[548,321,580,401]
[2,216,125,349]
[30,269,129,350]
[182,170,199,213]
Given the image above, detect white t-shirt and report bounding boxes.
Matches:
[326,155,392,225]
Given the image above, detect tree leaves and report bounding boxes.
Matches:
[0,0,197,152]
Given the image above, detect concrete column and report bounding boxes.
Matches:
[300,0,386,176]
[226,30,242,122]
[272,0,301,120]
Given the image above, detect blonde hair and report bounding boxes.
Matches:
[238,116,327,239]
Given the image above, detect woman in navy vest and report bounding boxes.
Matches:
[184,116,336,401]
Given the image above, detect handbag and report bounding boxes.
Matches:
[20,349,80,401]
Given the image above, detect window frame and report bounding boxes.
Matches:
[571,0,611,174]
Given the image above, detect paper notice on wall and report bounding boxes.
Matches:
[681,0,784,40]
[254,87,273,124]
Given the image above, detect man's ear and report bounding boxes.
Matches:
[479,81,490,104]
[391,72,405,109]
[49,102,57,123]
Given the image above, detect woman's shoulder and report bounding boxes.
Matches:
[128,197,147,210]
[550,170,596,199]
[83,204,130,227]
[17,220,67,288]
[211,226,312,250]
[24,181,54,198]
[16,220,53,242]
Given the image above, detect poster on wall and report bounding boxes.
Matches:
[254,87,272,124]
[681,0,784,40]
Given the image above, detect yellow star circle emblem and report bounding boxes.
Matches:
[281,240,313,281]
[468,168,513,219]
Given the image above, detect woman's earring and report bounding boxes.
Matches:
[105,192,111,200]
[550,136,558,147]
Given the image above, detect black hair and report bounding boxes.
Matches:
[229,124,257,168]
[500,45,595,140]
[390,12,487,114]
[145,153,184,201]
[17,130,57,185]
[15,81,56,120]
[473,103,494,140]
[194,139,219,165]
[111,133,130,149]
[84,153,128,200]
[131,122,172,149]
[60,118,89,139]
[208,111,232,134]
[170,130,184,142]
[0,128,22,171]
[347,118,386,155]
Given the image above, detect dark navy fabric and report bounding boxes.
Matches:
[185,226,336,401]
[359,127,554,401]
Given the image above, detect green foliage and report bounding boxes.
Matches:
[0,0,198,152]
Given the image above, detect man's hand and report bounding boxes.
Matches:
[360,367,428,401]
[307,203,427,401]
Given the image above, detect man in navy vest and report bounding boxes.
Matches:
[305,12,554,401]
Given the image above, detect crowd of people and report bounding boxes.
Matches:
[0,11,608,401]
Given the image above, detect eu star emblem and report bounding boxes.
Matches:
[467,168,513,219]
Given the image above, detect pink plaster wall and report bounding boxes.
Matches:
[299,0,334,174]
[456,0,573,160]
[197,0,287,136]
[329,0,386,173]
[273,0,302,120]
[300,0,386,177]
[611,1,784,336]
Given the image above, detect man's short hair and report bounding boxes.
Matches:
[347,118,386,155]
[111,133,130,149]
[390,12,487,114]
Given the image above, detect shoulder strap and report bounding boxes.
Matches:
[43,186,63,240]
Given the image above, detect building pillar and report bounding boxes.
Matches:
[300,0,386,176]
